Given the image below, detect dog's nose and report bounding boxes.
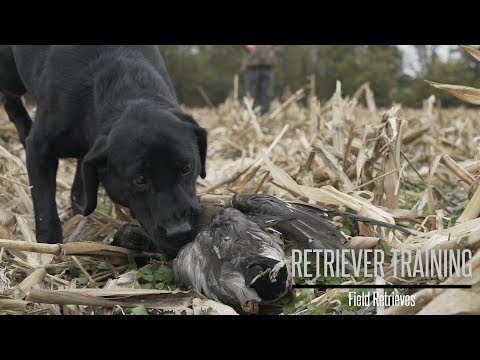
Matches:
[165,221,192,239]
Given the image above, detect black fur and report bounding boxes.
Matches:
[0,45,207,254]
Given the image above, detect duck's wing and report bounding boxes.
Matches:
[230,194,348,252]
[211,208,285,262]
[231,194,412,238]
[287,200,413,235]
[230,194,356,274]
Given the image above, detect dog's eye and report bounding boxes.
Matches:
[133,175,146,186]
[181,163,192,175]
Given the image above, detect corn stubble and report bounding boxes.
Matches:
[1,47,480,314]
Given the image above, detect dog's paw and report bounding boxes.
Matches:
[112,223,153,252]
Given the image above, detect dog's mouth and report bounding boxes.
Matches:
[129,205,203,257]
[111,222,195,258]
[148,220,202,258]
[149,228,195,258]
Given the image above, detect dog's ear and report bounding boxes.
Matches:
[80,136,108,216]
[195,127,207,179]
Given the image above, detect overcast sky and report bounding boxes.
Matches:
[398,45,457,75]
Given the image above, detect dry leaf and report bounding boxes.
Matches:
[425,80,480,105]
[460,45,480,63]
[191,298,238,315]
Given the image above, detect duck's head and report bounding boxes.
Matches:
[238,255,291,303]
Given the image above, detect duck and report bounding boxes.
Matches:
[173,206,291,314]
[113,193,411,313]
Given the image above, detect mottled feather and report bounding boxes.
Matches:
[173,207,291,311]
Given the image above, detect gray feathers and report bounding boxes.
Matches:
[173,208,291,310]
[230,194,355,273]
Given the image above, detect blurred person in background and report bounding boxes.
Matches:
[242,45,281,115]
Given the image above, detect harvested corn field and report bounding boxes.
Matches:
[1,76,479,314]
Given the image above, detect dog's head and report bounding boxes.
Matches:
[79,103,207,254]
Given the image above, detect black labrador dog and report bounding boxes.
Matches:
[0,45,207,256]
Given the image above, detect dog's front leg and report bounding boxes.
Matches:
[71,158,84,215]
[2,95,32,148]
[25,135,62,244]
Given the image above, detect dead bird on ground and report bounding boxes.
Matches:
[113,193,410,313]
[173,207,291,314]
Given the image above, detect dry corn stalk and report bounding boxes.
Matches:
[426,46,480,106]
[1,70,480,315]
[426,81,480,105]
[378,106,403,209]
[26,288,196,310]
[427,45,480,225]
[0,239,162,259]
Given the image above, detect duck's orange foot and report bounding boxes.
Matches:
[242,300,259,314]
[289,288,297,300]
